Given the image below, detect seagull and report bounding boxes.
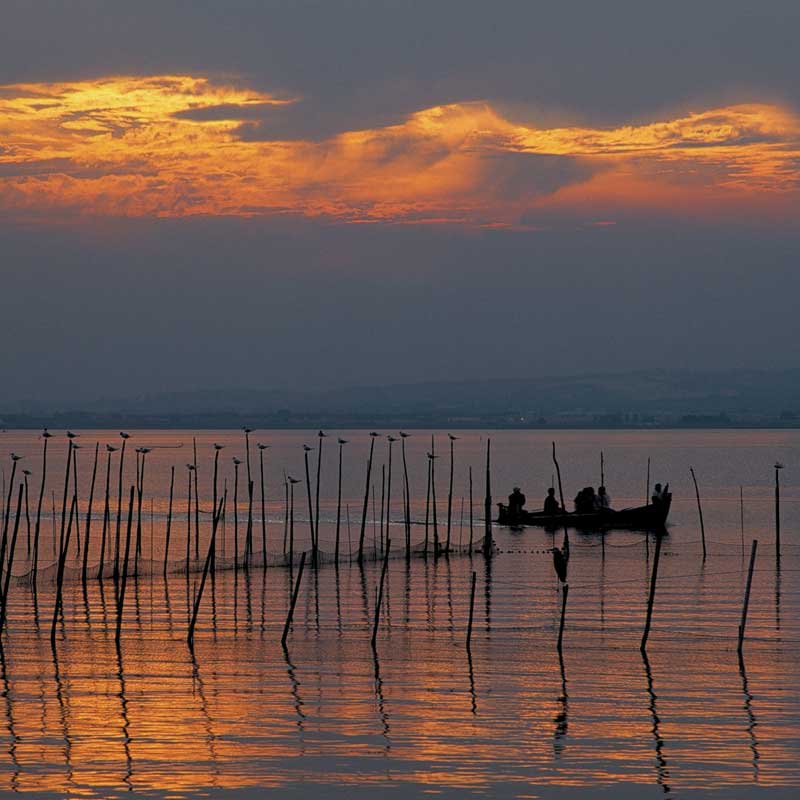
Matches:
[287,476,301,484]
[448,434,459,441]
[318,430,327,438]
[338,438,348,445]
[387,435,397,443]
[426,452,439,460]
[303,444,313,452]
[232,458,242,465]
[775,462,785,469]
[257,442,269,450]
[243,426,253,434]
[66,431,78,439]
[399,431,410,438]
[120,432,130,439]
[214,443,225,451]
[370,432,380,437]
[106,444,118,453]
[136,447,151,455]
[186,463,195,471]
[42,428,53,439]
[22,469,31,476]
[72,444,82,450]
[10,453,23,461]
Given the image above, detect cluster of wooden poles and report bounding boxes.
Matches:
[0,429,496,654]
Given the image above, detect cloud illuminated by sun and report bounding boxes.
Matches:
[1,74,798,225]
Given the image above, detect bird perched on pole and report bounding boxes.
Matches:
[42,429,53,439]
[214,443,225,451]
[66,431,78,440]
[106,444,118,453]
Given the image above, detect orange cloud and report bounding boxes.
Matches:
[1,74,799,225]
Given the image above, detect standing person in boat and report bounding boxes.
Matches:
[543,487,560,515]
[508,486,526,519]
[652,483,665,504]
[597,485,612,510]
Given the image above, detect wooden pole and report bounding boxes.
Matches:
[431,437,439,555]
[259,444,268,563]
[97,447,114,581]
[81,443,99,586]
[192,438,200,561]
[371,539,391,649]
[335,440,346,564]
[58,439,72,560]
[551,442,566,513]
[23,471,31,558]
[163,466,175,577]
[469,466,474,551]
[115,487,136,645]
[379,464,386,553]
[774,464,782,561]
[740,486,745,557]
[281,550,307,647]
[0,484,23,632]
[401,434,411,558]
[640,532,663,652]
[737,539,758,654]
[466,569,477,650]
[645,457,650,506]
[303,448,316,563]
[447,435,456,553]
[50,492,78,647]
[689,467,707,560]
[71,445,81,557]
[315,431,325,557]
[114,435,128,581]
[32,432,50,587]
[557,583,569,653]
[424,455,431,555]
[600,450,604,488]
[483,439,493,557]
[185,465,193,570]
[386,437,395,553]
[358,434,378,564]
[234,460,240,569]
[188,494,225,647]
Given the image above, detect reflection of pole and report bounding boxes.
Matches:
[557,584,569,653]
[738,539,758,654]
[115,488,135,645]
[690,467,706,560]
[483,439,493,557]
[466,570,477,650]
[774,464,782,561]
[640,533,663,652]
[282,551,307,647]
[371,539,391,649]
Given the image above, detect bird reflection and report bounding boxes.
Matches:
[642,651,671,795]
[552,651,568,759]
[738,653,760,780]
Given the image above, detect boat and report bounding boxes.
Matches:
[496,493,671,531]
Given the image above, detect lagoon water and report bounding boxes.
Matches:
[0,428,798,799]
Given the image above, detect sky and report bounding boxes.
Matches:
[1,1,799,410]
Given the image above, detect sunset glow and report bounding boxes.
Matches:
[2,75,798,225]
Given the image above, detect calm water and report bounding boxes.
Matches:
[0,428,798,799]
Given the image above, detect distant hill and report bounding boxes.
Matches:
[3,369,800,429]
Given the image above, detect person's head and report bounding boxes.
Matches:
[598,486,606,495]
[654,483,662,492]
[547,487,555,496]
[513,486,521,493]
[588,486,596,495]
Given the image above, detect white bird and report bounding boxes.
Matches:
[257,442,269,450]
[106,445,118,453]
[427,452,439,460]
[120,432,130,439]
[448,434,459,441]
[10,453,23,461]
[318,430,327,438]
[775,462,785,469]
[66,431,78,439]
[338,438,348,445]
[42,428,53,439]
[72,444,82,450]
[388,435,397,442]
[233,458,242,465]
[399,431,410,438]
[136,447,151,455]
[214,443,225,451]
[303,444,313,452]
[287,476,301,484]
[186,463,195,471]
[243,426,253,434]
[22,468,31,476]
[370,431,380,437]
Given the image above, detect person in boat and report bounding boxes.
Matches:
[652,483,664,504]
[543,487,560,515]
[508,486,526,517]
[597,485,612,510]
[574,487,598,514]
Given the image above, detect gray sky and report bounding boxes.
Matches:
[1,1,799,409]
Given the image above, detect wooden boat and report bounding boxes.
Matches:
[496,493,671,531]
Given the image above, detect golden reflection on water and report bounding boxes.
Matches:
[0,429,798,798]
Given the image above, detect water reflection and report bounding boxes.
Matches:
[738,653,760,781]
[642,651,670,796]
[552,651,568,759]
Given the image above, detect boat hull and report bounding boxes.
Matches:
[496,496,671,531]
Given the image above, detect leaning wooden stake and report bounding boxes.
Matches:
[303,446,316,563]
[689,467,707,560]
[371,538,392,649]
[97,446,115,581]
[446,435,457,553]
[552,442,566,513]
[50,493,78,647]
[163,466,175,577]
[0,484,24,632]
[400,433,411,558]
[115,487,136,645]
[466,570,477,650]
[358,433,379,564]
[32,431,51,586]
[281,550,307,647]
[737,539,758,654]
[557,584,569,653]
[188,493,225,648]
[81,442,99,586]
[640,532,664,652]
